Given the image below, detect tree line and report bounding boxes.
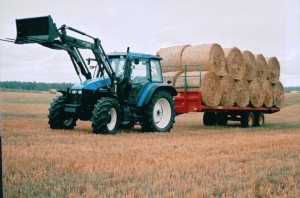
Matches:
[0,81,74,92]
[0,81,300,93]
[284,86,300,93]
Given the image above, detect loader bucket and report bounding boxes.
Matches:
[15,15,58,44]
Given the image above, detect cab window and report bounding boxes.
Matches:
[150,59,163,82]
[131,59,149,83]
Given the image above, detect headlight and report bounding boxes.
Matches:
[78,90,82,94]
[71,90,77,94]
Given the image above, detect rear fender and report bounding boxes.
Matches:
[136,83,177,107]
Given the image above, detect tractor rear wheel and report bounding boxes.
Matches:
[48,96,77,129]
[91,97,120,134]
[141,90,175,132]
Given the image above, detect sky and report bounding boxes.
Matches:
[0,0,299,86]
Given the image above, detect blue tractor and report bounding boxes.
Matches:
[4,15,177,134]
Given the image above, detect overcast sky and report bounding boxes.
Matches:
[0,0,299,86]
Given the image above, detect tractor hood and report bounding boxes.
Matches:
[72,77,111,90]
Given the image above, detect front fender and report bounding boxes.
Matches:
[136,83,177,107]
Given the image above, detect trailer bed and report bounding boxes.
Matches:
[174,90,280,115]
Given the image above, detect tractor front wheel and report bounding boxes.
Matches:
[141,90,175,132]
[48,96,77,130]
[91,97,120,134]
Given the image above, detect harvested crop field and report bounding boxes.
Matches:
[1,91,300,197]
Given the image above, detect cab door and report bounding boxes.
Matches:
[128,59,150,104]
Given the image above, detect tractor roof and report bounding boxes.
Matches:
[107,52,162,60]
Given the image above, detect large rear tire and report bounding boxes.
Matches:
[48,96,77,130]
[141,90,175,132]
[91,98,120,134]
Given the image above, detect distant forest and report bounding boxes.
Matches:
[0,81,300,93]
[0,81,74,92]
[284,86,300,93]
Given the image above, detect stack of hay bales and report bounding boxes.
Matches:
[158,43,226,107]
[158,44,284,108]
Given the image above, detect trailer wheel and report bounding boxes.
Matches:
[216,113,228,126]
[241,112,254,128]
[48,96,77,129]
[141,90,175,132]
[203,112,217,126]
[254,112,265,127]
[91,97,120,134]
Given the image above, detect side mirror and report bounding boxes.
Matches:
[167,80,172,84]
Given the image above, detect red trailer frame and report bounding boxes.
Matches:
[173,90,280,128]
[174,90,280,115]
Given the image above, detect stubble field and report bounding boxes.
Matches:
[1,91,300,197]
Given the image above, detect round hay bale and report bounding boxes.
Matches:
[200,71,222,107]
[242,50,256,81]
[255,54,268,80]
[234,79,250,107]
[272,81,285,108]
[181,44,227,76]
[219,75,236,106]
[223,47,246,80]
[49,89,57,94]
[175,71,221,107]
[249,78,264,107]
[162,71,183,86]
[175,71,203,90]
[265,57,280,84]
[261,80,273,107]
[157,45,190,72]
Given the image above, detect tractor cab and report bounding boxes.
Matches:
[107,52,163,83]
[107,52,164,104]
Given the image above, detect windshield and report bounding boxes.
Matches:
[109,57,125,81]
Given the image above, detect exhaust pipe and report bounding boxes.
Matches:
[15,15,58,44]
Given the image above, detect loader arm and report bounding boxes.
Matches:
[1,15,116,90]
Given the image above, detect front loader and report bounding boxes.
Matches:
[2,15,177,134]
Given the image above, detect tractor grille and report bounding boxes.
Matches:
[70,90,82,104]
[82,89,97,106]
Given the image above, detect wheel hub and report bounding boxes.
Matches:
[63,117,74,126]
[107,108,117,130]
[107,114,112,123]
[153,98,171,129]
